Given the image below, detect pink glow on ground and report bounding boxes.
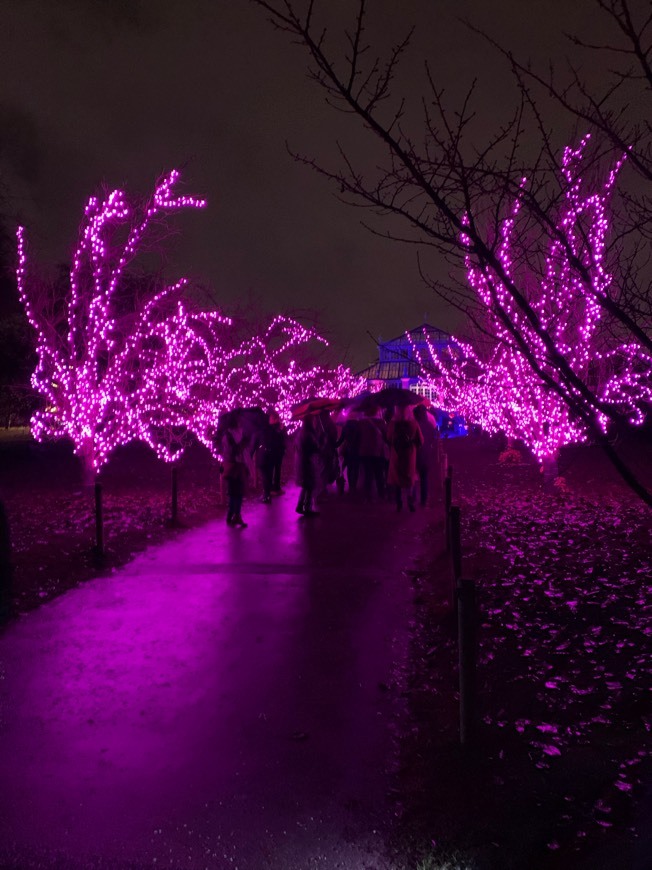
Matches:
[0,490,422,868]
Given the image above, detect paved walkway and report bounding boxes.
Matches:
[0,487,432,869]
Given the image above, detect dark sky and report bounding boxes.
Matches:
[0,0,603,369]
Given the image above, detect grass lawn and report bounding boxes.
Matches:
[0,426,32,442]
[392,433,651,869]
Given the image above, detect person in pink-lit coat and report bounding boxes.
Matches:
[386,406,423,512]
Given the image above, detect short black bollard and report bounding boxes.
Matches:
[94,480,104,559]
[457,577,477,746]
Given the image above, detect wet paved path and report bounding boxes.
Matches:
[0,488,432,869]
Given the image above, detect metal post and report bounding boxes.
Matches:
[457,577,477,745]
[433,437,441,497]
[171,465,179,525]
[444,475,452,551]
[450,505,462,608]
[94,480,104,558]
[0,499,13,622]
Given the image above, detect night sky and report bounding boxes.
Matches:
[0,0,603,369]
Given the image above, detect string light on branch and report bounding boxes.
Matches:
[17,171,208,475]
[17,171,364,473]
[411,136,652,464]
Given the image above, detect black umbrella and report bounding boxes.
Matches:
[291,397,340,419]
[374,387,423,409]
[344,391,382,414]
[338,391,371,408]
[214,407,268,444]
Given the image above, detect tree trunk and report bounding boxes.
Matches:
[170,464,179,525]
[94,480,104,559]
[541,454,559,486]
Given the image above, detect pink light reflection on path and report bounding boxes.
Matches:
[0,488,430,868]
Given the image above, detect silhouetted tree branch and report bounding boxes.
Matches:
[253,0,652,506]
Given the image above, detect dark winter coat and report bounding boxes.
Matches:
[254,423,277,469]
[336,419,361,457]
[295,425,320,488]
[221,429,249,482]
[357,417,386,458]
[387,418,423,488]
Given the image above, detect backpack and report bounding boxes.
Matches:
[393,421,414,451]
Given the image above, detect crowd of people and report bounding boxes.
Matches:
[216,402,441,528]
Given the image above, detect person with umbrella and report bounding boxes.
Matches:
[316,408,339,499]
[269,410,287,494]
[295,413,321,517]
[216,410,257,527]
[413,403,439,507]
[335,411,361,494]
[252,415,276,504]
[252,409,288,503]
[386,404,424,512]
[357,407,387,502]
[291,398,340,515]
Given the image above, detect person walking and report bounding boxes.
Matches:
[357,409,387,501]
[268,411,287,494]
[220,419,249,527]
[315,409,339,500]
[253,416,276,504]
[387,406,424,512]
[295,415,320,517]
[335,414,361,493]
[413,404,439,507]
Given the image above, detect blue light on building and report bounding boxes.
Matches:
[356,323,467,435]
[357,323,454,398]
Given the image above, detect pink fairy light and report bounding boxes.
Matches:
[17,173,364,472]
[16,171,207,476]
[183,314,365,453]
[124,302,235,462]
[411,136,652,464]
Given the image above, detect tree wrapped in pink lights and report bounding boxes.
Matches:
[17,171,363,480]
[411,136,652,471]
[125,300,234,462]
[16,170,207,479]
[200,314,363,438]
[163,313,364,455]
[252,0,652,505]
